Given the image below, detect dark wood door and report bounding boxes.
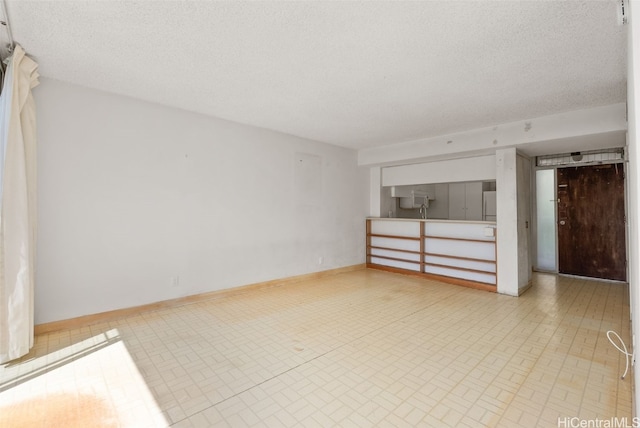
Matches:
[557,164,626,281]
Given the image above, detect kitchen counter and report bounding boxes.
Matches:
[367,217,496,225]
[366,218,497,291]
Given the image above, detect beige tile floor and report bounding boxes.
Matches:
[0,269,633,427]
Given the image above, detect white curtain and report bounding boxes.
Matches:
[0,45,39,363]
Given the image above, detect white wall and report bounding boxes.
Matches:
[35,78,368,324]
[627,0,640,418]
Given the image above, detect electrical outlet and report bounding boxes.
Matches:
[318,257,323,265]
[171,276,180,288]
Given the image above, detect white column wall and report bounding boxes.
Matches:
[495,148,519,296]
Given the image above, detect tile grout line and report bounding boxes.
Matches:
[491,276,581,426]
[169,282,465,426]
[522,278,598,423]
[419,287,561,426]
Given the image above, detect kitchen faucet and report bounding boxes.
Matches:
[419,203,427,219]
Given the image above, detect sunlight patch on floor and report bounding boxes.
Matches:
[0,329,166,428]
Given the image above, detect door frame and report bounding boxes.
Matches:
[533,159,628,280]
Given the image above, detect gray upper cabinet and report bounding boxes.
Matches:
[448,182,483,220]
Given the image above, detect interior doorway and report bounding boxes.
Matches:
[557,164,626,281]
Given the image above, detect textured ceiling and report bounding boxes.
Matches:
[3,1,627,150]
